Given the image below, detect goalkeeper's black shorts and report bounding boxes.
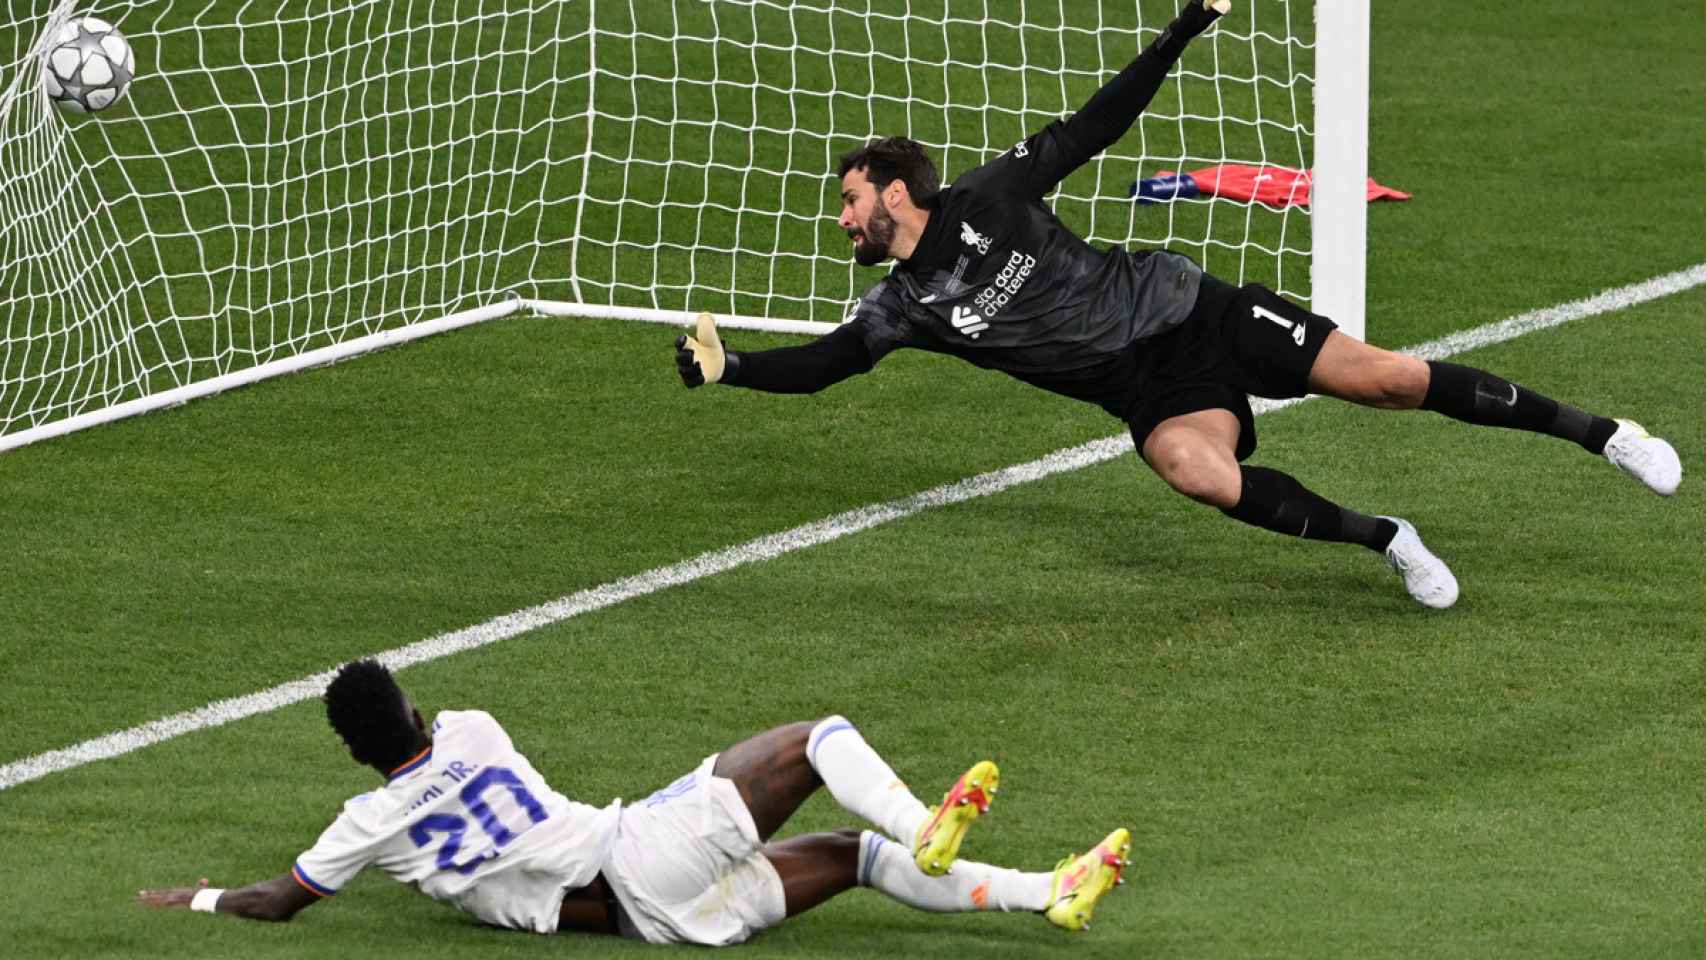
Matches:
[1127,275,1337,462]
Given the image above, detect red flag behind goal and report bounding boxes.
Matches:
[1133,164,1410,207]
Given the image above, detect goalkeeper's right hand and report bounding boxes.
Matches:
[675,312,725,388]
[1192,0,1231,23]
[1165,0,1228,43]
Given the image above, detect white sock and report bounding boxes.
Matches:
[857,830,1052,913]
[807,716,930,848]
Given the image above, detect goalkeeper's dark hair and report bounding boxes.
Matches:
[324,659,420,770]
[837,137,940,207]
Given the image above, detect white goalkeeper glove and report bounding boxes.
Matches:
[675,312,726,387]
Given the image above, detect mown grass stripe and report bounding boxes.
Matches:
[4,261,1701,792]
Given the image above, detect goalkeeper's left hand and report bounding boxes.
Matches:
[675,312,725,387]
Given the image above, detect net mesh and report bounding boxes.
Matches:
[1,0,591,437]
[0,0,1313,441]
[575,0,1315,324]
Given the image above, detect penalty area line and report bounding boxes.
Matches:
[3,261,1702,793]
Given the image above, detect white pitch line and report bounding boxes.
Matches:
[4,262,1702,793]
[1404,262,1706,361]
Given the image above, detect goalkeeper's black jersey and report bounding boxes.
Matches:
[850,150,1203,416]
[721,2,1225,417]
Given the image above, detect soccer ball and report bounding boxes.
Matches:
[42,17,136,114]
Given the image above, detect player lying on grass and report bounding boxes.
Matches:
[674,0,1682,610]
[137,659,1129,943]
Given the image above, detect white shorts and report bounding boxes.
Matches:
[604,754,787,945]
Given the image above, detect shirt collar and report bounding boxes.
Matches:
[387,744,432,781]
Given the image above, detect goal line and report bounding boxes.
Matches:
[0,299,832,454]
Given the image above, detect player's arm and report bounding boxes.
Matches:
[136,872,322,923]
[979,0,1229,198]
[676,312,881,394]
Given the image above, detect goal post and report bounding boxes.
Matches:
[0,0,1369,453]
[1311,0,1370,340]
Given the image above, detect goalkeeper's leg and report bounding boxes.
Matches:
[1307,332,1681,494]
[1141,410,1458,608]
[1141,409,1398,553]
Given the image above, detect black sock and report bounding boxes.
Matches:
[1422,361,1618,454]
[1222,466,1397,553]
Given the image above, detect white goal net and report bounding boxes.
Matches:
[0,0,1346,451]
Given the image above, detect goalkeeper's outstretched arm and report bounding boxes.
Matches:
[978,0,1230,199]
[676,313,877,394]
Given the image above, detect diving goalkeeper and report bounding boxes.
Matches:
[674,0,1681,610]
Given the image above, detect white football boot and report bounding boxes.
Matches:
[1603,419,1682,496]
[1379,517,1459,610]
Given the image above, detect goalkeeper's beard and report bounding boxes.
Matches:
[851,202,898,266]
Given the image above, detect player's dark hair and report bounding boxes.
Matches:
[837,137,940,207]
[323,659,420,770]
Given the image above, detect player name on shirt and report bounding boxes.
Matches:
[404,759,481,814]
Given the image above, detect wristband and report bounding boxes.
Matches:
[190,888,224,913]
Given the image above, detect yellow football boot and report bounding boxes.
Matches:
[912,760,999,876]
[1044,827,1131,931]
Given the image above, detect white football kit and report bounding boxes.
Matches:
[604,753,788,945]
[292,710,620,933]
[292,710,786,944]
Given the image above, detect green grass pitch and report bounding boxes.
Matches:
[2,2,1704,959]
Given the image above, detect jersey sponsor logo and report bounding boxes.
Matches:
[959,221,992,254]
[1252,303,1306,346]
[950,304,989,339]
[971,250,1037,320]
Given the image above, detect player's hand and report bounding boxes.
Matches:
[675,312,725,387]
[136,877,211,910]
[1176,0,1229,37]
